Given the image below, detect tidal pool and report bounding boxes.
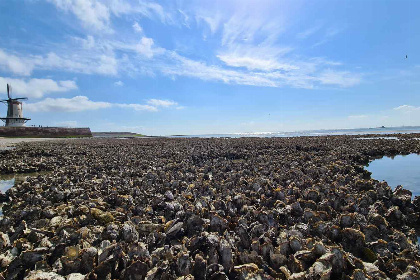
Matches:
[366,154,420,247]
[0,171,52,216]
[366,154,420,197]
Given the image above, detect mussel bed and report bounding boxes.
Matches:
[0,135,419,279]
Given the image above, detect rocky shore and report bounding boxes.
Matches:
[0,135,419,279]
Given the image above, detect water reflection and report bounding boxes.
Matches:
[366,154,420,197]
[0,178,15,193]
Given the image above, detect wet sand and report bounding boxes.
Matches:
[0,137,68,150]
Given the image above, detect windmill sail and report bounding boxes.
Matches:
[1,84,30,126]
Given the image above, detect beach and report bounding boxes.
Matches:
[0,138,68,151]
[0,135,419,279]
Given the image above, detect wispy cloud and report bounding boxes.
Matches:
[394,105,420,112]
[217,43,294,71]
[317,69,361,87]
[47,0,112,32]
[26,96,111,112]
[0,49,33,76]
[25,96,180,112]
[2,1,361,90]
[0,77,77,98]
[147,99,177,107]
[114,80,124,86]
[116,103,157,112]
[0,48,118,76]
[132,21,143,33]
[313,26,345,47]
[296,24,323,39]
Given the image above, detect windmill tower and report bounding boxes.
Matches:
[0,84,30,127]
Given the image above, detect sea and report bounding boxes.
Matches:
[171,126,420,138]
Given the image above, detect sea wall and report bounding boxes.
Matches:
[0,126,92,138]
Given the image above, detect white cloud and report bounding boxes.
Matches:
[135,37,164,59]
[317,69,361,87]
[48,0,112,32]
[0,2,361,90]
[132,21,143,33]
[25,96,111,112]
[0,77,77,98]
[24,95,181,113]
[147,99,177,107]
[217,55,298,72]
[0,49,34,76]
[394,105,420,112]
[73,35,95,49]
[116,103,157,112]
[36,52,118,76]
[134,1,171,24]
[196,14,223,34]
[159,52,361,89]
[114,80,124,86]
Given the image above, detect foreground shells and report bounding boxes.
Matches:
[0,135,419,279]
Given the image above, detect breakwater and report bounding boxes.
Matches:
[0,135,419,279]
[0,126,92,138]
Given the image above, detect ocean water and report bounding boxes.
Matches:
[171,126,420,138]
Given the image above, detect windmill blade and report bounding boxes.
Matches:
[6,84,10,99]
[13,97,28,101]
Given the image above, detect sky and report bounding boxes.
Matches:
[0,0,419,135]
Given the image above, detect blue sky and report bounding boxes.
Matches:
[0,0,418,135]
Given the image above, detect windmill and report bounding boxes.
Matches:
[0,84,30,127]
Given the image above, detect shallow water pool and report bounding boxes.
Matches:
[0,171,52,216]
[366,154,420,248]
[366,154,420,197]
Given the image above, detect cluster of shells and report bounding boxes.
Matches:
[0,135,419,280]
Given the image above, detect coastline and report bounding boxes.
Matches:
[0,135,419,279]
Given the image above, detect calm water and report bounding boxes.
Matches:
[366,154,420,197]
[0,172,52,216]
[367,154,420,247]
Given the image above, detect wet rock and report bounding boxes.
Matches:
[177,253,191,276]
[218,239,233,272]
[103,223,120,241]
[192,255,206,280]
[124,261,148,280]
[122,222,139,243]
[0,232,10,250]
[307,261,332,279]
[166,222,184,240]
[210,214,227,233]
[80,247,97,274]
[233,263,259,280]
[291,202,303,217]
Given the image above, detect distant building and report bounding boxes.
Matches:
[0,84,30,127]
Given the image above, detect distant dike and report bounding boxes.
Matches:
[0,127,92,138]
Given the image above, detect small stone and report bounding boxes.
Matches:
[66,273,86,280]
[24,270,65,280]
[122,222,139,243]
